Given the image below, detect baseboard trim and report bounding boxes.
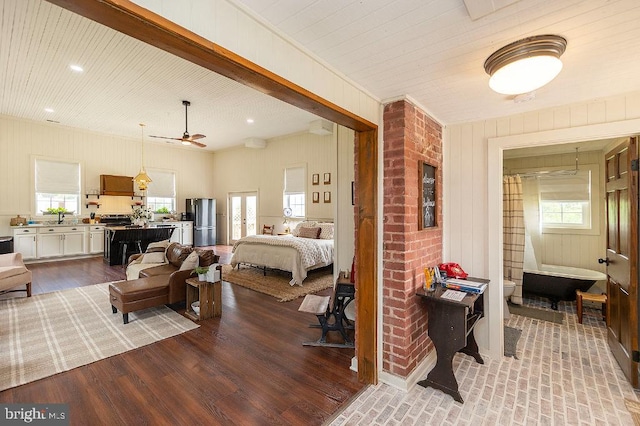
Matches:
[378,350,437,392]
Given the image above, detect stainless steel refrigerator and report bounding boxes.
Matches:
[185,198,216,247]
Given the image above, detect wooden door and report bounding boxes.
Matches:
[605,137,639,387]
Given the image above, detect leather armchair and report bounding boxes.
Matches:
[0,253,32,297]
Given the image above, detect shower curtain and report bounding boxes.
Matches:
[503,175,525,305]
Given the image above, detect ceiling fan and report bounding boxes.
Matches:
[149,100,206,148]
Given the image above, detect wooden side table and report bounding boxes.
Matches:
[185,277,222,321]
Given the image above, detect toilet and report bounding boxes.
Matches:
[503,279,516,319]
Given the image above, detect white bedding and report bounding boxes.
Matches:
[230,235,334,285]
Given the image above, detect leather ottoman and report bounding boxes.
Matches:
[109,276,170,324]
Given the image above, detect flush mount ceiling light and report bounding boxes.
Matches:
[484,35,567,95]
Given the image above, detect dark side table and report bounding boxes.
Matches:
[416,281,487,403]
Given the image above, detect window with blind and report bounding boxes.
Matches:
[145,170,176,213]
[539,169,592,230]
[35,159,81,215]
[283,166,306,217]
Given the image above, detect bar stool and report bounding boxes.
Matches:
[576,289,607,324]
[119,240,142,267]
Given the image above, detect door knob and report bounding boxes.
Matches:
[598,258,610,265]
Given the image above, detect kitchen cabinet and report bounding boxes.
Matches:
[87,225,105,254]
[170,222,182,244]
[37,226,85,258]
[13,228,37,260]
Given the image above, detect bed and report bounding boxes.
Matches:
[230,221,334,285]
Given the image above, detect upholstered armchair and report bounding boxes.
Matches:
[0,253,32,297]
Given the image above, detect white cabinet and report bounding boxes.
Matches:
[182,222,193,246]
[170,223,182,244]
[87,225,105,254]
[13,228,37,260]
[37,226,85,258]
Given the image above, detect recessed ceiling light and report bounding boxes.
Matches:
[69,64,84,73]
[246,118,254,124]
[44,108,54,113]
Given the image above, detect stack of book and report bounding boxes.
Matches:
[443,278,487,294]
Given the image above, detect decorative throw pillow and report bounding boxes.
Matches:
[179,250,200,271]
[141,251,166,264]
[298,226,321,239]
[146,239,170,253]
[318,223,334,239]
[292,221,317,236]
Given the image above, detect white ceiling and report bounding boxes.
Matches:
[2,0,640,153]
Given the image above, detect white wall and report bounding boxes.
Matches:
[131,0,380,127]
[445,90,640,359]
[0,115,215,236]
[210,130,337,244]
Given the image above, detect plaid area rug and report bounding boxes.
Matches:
[0,283,198,391]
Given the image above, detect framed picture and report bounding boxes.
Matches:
[312,173,319,185]
[324,191,331,203]
[323,173,331,185]
[419,162,436,229]
[312,192,319,203]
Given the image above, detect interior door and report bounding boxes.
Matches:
[228,192,257,245]
[605,136,639,387]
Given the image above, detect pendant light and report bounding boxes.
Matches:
[484,35,567,95]
[134,123,152,191]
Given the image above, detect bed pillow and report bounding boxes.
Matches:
[141,251,166,264]
[292,221,317,236]
[179,250,200,271]
[298,226,321,239]
[317,223,334,239]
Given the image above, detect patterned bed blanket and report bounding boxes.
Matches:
[230,235,334,285]
[231,235,332,269]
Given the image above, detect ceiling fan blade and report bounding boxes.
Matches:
[149,135,182,142]
[190,140,207,148]
[190,133,206,140]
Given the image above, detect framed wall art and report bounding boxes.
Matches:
[324,191,331,203]
[419,162,436,229]
[312,192,319,203]
[312,174,319,185]
[323,173,331,185]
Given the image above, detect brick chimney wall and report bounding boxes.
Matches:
[382,99,443,377]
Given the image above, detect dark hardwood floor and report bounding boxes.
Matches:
[1,246,364,425]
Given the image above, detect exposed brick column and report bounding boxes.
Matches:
[382,99,442,377]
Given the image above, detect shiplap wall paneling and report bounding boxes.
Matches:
[0,115,215,236]
[210,131,335,244]
[130,0,380,125]
[336,125,355,273]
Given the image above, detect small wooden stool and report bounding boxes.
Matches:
[576,290,607,324]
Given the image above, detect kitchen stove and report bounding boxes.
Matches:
[100,214,132,227]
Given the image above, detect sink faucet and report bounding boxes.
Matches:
[57,212,65,224]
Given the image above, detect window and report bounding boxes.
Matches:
[146,170,176,213]
[538,169,592,230]
[284,166,306,217]
[35,159,80,215]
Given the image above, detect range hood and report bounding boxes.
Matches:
[100,175,134,196]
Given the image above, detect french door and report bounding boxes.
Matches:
[228,192,257,245]
[605,137,639,387]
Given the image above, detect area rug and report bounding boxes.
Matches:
[508,303,564,324]
[222,264,333,302]
[0,283,198,392]
[625,398,640,426]
[504,325,522,358]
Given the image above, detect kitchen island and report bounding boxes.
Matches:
[104,225,176,266]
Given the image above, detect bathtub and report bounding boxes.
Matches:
[523,264,607,310]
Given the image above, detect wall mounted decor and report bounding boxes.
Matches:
[313,192,319,203]
[312,173,319,185]
[324,191,331,203]
[419,162,436,229]
[323,173,331,185]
